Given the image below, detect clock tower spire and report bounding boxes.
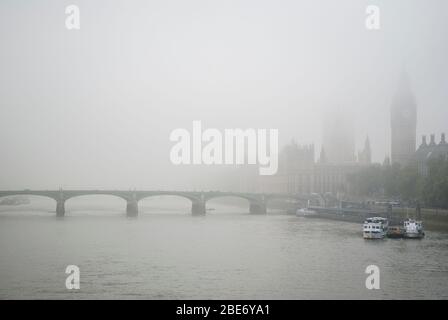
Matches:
[390,71,417,166]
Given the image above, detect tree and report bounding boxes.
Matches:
[348,157,448,208]
[347,165,383,197]
[397,163,422,202]
[422,156,448,208]
[382,163,401,198]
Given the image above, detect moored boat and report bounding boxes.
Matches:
[403,219,425,239]
[363,217,389,239]
[387,226,404,238]
[296,208,316,216]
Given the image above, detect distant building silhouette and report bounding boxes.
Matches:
[319,147,327,164]
[383,155,391,166]
[278,140,314,174]
[414,133,448,176]
[358,136,372,164]
[258,140,373,195]
[390,71,417,166]
[322,108,356,164]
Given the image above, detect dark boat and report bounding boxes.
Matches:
[387,226,405,238]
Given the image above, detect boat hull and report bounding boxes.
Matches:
[387,233,404,239]
[387,227,404,239]
[296,209,316,217]
[363,232,386,239]
[403,219,425,239]
[404,232,425,239]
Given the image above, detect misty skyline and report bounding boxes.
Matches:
[1,0,447,189]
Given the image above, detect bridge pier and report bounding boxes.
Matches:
[56,200,65,217]
[249,202,267,215]
[126,199,138,217]
[191,200,206,216]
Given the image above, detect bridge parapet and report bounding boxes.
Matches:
[0,190,61,202]
[0,190,314,217]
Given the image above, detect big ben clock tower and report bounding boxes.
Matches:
[390,71,417,166]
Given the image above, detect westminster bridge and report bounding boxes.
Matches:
[0,189,323,217]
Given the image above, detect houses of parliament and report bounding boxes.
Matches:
[238,71,447,196]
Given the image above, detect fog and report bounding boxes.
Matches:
[0,0,447,190]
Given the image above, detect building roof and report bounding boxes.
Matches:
[414,135,448,162]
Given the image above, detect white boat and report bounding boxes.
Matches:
[403,219,425,239]
[296,208,316,216]
[363,217,389,239]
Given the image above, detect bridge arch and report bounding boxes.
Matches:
[205,194,258,203]
[137,194,195,214]
[136,193,200,203]
[204,195,252,212]
[0,193,58,215]
[204,194,266,214]
[0,192,59,203]
[63,194,130,215]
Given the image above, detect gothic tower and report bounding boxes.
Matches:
[322,107,355,163]
[358,136,371,164]
[390,71,417,166]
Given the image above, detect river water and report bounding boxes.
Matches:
[0,197,447,299]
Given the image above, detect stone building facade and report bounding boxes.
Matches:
[413,133,448,176]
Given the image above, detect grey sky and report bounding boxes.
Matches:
[0,0,447,189]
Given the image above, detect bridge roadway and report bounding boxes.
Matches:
[0,190,318,217]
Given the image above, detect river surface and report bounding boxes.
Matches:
[0,197,447,299]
